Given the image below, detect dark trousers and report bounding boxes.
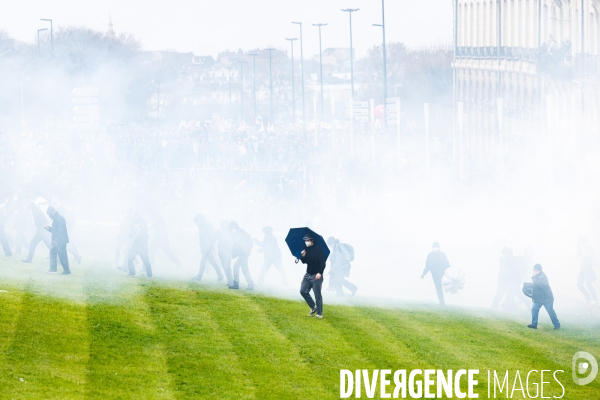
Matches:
[432,274,445,305]
[577,274,598,301]
[150,236,182,269]
[49,243,70,272]
[128,244,152,277]
[330,272,357,296]
[300,273,323,315]
[197,251,223,280]
[218,250,234,285]
[531,301,560,328]
[0,227,11,256]
[27,228,51,260]
[257,257,288,286]
[232,255,253,288]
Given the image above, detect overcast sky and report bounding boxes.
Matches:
[3,0,453,57]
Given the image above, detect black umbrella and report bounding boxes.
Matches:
[285,227,330,261]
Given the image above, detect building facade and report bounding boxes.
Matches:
[454,0,600,178]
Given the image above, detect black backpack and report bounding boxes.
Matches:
[522,282,533,299]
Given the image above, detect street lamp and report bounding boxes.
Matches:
[40,19,53,57]
[285,38,297,122]
[312,23,327,122]
[341,8,359,98]
[249,53,258,118]
[373,0,388,127]
[292,22,306,135]
[0,57,41,127]
[239,60,247,122]
[265,48,276,123]
[37,29,48,57]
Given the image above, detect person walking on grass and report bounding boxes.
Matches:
[528,264,560,330]
[300,234,326,318]
[44,206,70,275]
[421,242,450,306]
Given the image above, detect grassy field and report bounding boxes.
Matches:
[0,258,599,399]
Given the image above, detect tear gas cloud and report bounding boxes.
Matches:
[0,3,598,324]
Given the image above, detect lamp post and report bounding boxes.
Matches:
[285,38,297,121]
[292,22,306,135]
[312,23,327,122]
[249,53,258,118]
[373,0,388,127]
[341,8,359,98]
[1,57,41,127]
[40,19,53,57]
[239,60,246,122]
[266,48,275,123]
[37,29,48,57]
[228,66,233,120]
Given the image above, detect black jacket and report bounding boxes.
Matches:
[423,250,450,278]
[301,245,326,275]
[231,229,253,258]
[532,271,554,304]
[48,212,69,245]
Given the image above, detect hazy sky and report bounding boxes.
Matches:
[4,0,453,57]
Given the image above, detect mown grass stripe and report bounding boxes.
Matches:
[251,295,377,397]
[0,290,89,399]
[200,289,330,399]
[84,278,174,400]
[146,285,255,399]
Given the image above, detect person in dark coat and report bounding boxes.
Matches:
[0,208,12,257]
[255,226,288,287]
[300,234,326,318]
[21,202,51,263]
[528,264,560,329]
[327,236,357,296]
[228,221,254,290]
[51,200,81,264]
[577,236,597,303]
[421,241,450,305]
[492,247,520,310]
[192,214,224,282]
[149,213,182,270]
[217,220,234,286]
[44,206,70,275]
[126,213,152,277]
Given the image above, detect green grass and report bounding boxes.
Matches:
[0,259,599,399]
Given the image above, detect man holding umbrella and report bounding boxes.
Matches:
[300,233,326,318]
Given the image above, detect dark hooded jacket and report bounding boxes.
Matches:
[423,250,450,278]
[48,212,69,245]
[532,271,554,304]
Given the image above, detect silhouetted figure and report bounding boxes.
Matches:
[255,226,288,287]
[421,242,450,306]
[216,220,234,286]
[228,221,254,290]
[52,200,81,264]
[149,214,182,270]
[45,206,70,275]
[492,247,521,310]
[327,236,357,296]
[0,208,12,257]
[126,214,152,277]
[528,264,560,330]
[577,236,597,303]
[192,214,223,282]
[300,233,326,318]
[22,202,51,263]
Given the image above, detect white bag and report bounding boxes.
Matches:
[441,268,466,294]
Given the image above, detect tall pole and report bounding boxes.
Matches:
[342,9,359,98]
[382,0,387,108]
[285,38,297,121]
[266,48,275,123]
[41,19,53,57]
[249,53,258,118]
[313,23,328,122]
[292,22,306,135]
[37,29,47,57]
[229,66,233,120]
[239,61,245,122]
